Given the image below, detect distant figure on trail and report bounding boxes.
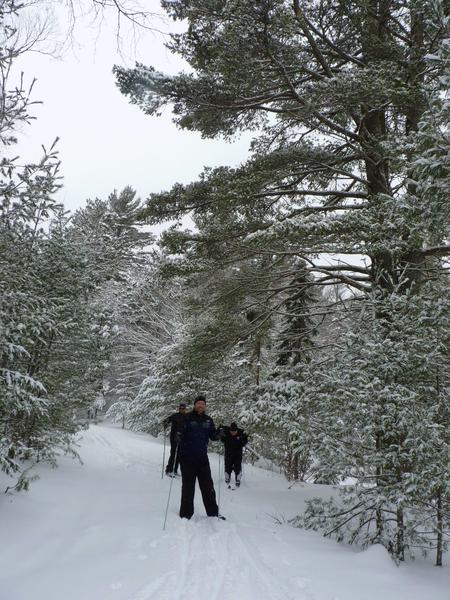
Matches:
[176,395,224,520]
[163,402,187,477]
[218,422,248,487]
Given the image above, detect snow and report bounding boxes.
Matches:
[0,423,448,600]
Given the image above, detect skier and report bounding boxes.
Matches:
[163,402,187,477]
[176,395,224,520]
[218,422,248,488]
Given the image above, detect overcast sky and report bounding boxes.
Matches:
[13,2,251,215]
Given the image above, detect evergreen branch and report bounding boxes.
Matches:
[260,13,359,141]
[292,0,334,77]
[421,245,450,258]
[256,190,368,199]
[314,274,371,292]
[308,264,370,275]
[292,0,366,68]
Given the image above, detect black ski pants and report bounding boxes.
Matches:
[225,453,242,479]
[179,456,218,519]
[166,438,180,474]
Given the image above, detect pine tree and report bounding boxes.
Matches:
[105,261,182,428]
[114,0,450,561]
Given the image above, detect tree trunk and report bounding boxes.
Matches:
[396,505,405,561]
[436,489,443,567]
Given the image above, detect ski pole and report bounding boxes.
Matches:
[163,444,178,530]
[161,426,167,480]
[217,450,222,518]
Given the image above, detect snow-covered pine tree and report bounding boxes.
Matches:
[114,0,450,561]
[70,186,152,285]
[105,261,182,428]
[0,1,152,487]
[297,284,449,563]
[238,260,322,481]
[403,36,450,565]
[68,187,154,421]
[0,1,64,488]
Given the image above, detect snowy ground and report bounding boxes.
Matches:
[0,423,448,600]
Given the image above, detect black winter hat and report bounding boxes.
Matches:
[194,395,206,405]
[179,403,186,409]
[230,422,238,431]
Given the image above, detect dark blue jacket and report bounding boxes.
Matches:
[178,411,217,460]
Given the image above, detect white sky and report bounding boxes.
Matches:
[12,2,251,215]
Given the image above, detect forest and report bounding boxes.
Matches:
[1,0,449,566]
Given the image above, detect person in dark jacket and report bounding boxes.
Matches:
[163,402,187,476]
[219,422,248,487]
[176,395,223,519]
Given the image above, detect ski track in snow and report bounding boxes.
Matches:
[132,519,311,600]
[88,427,151,473]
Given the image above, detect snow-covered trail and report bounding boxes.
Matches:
[0,423,448,600]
